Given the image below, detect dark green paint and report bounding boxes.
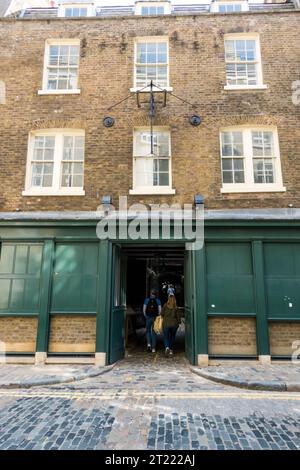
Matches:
[95,240,112,359]
[252,241,269,356]
[184,249,195,364]
[0,243,43,313]
[36,240,54,352]
[194,245,208,357]
[51,243,98,313]
[206,243,255,315]
[264,243,300,320]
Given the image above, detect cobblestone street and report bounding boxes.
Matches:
[1,351,300,450]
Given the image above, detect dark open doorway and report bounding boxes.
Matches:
[124,245,185,356]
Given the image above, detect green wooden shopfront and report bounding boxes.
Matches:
[0,209,300,366]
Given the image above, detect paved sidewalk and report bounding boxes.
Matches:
[191,363,300,391]
[0,364,114,388]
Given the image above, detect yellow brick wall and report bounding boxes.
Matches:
[48,315,96,353]
[0,12,299,211]
[208,317,257,355]
[0,316,38,352]
[269,322,300,356]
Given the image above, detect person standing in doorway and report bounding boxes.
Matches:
[161,293,181,356]
[143,290,161,353]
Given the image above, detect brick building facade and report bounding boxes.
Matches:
[0,1,299,366]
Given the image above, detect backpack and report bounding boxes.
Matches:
[146,298,159,317]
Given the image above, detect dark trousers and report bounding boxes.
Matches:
[163,326,177,350]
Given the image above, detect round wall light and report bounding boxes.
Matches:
[103,117,115,128]
[189,115,202,127]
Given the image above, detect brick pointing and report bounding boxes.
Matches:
[48,315,96,353]
[0,12,299,211]
[0,316,38,352]
[269,321,300,356]
[208,317,257,355]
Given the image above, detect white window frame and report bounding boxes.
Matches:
[220,126,285,193]
[211,1,248,13]
[58,3,94,18]
[224,33,267,90]
[38,39,81,95]
[129,127,175,195]
[135,2,171,16]
[22,129,85,196]
[130,36,172,93]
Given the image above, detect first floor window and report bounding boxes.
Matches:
[133,129,171,189]
[42,40,80,92]
[24,130,85,195]
[224,35,263,87]
[135,39,169,89]
[220,127,284,192]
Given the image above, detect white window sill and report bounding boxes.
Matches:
[224,85,268,91]
[129,188,176,195]
[130,87,173,93]
[38,89,81,95]
[22,189,85,196]
[221,186,286,194]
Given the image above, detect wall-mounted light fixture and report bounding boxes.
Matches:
[194,194,205,206]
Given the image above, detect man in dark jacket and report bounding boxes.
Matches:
[143,290,162,353]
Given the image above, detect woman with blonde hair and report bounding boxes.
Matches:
[161,293,181,356]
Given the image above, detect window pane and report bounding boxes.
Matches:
[221,132,243,156]
[234,171,244,183]
[33,136,55,161]
[31,163,53,187]
[222,157,244,184]
[47,44,79,90]
[222,170,233,183]
[253,159,274,184]
[61,162,84,187]
[135,131,169,156]
[157,172,169,186]
[252,131,274,156]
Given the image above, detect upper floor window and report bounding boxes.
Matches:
[38,40,80,95]
[130,128,175,195]
[220,127,285,193]
[64,7,88,17]
[224,34,267,90]
[211,1,249,13]
[23,130,85,196]
[133,38,169,91]
[58,3,93,17]
[135,2,171,15]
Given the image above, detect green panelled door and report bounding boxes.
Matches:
[109,245,126,364]
[264,243,300,319]
[206,243,255,315]
[0,243,43,313]
[51,243,98,313]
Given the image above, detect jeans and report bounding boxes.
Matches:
[163,326,178,350]
[145,315,157,349]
